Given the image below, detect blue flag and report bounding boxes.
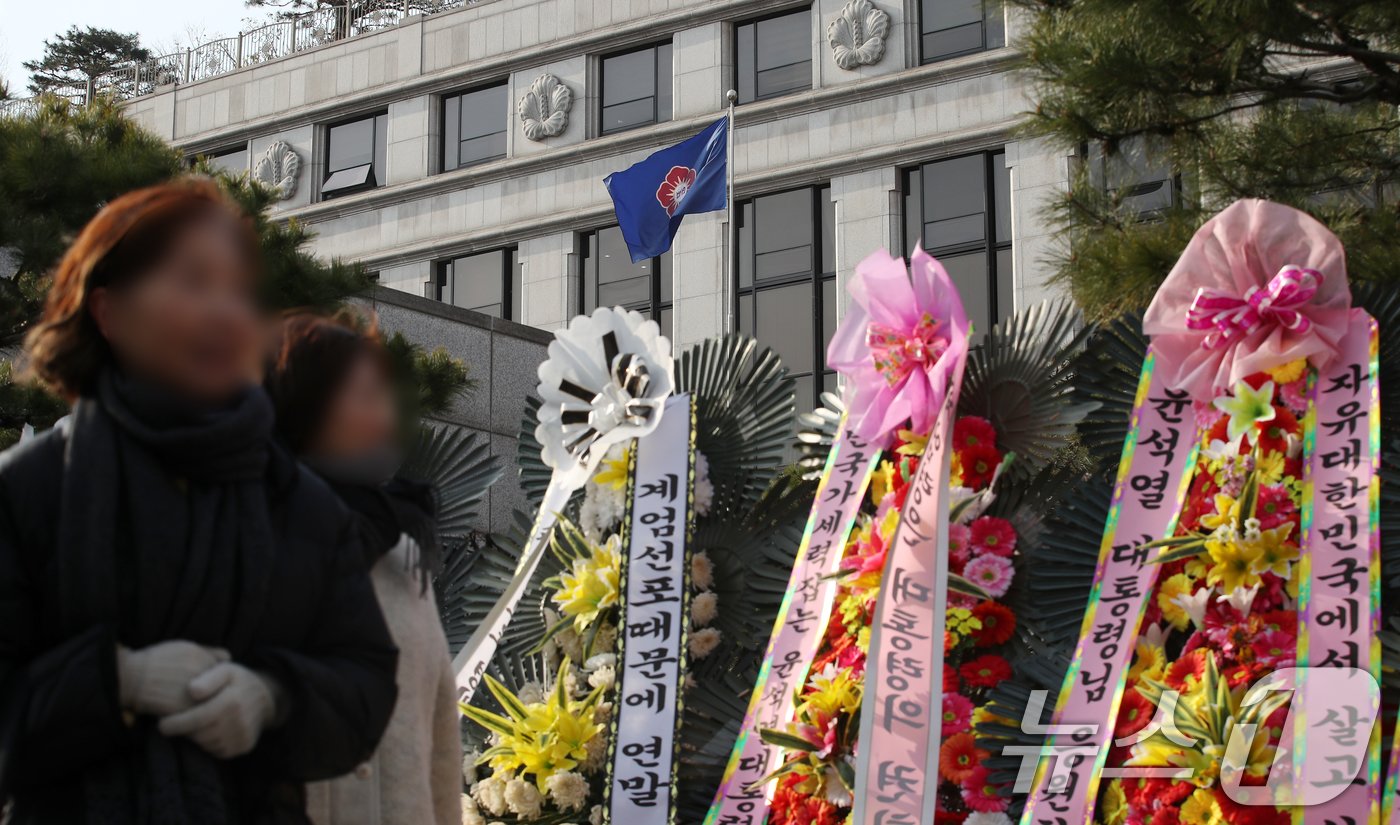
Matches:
[604,116,728,263]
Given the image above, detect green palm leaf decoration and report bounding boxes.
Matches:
[400,422,501,537]
[958,301,1098,482]
[1069,313,1148,478]
[795,391,845,480]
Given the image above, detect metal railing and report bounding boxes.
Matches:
[4,0,485,113]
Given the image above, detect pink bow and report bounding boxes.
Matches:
[1185,265,1322,350]
[867,314,949,387]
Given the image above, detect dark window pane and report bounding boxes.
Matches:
[822,371,838,400]
[510,249,522,322]
[658,306,673,341]
[445,85,507,170]
[582,226,668,315]
[986,3,1005,48]
[460,85,507,141]
[940,251,990,338]
[993,152,1011,243]
[460,132,507,167]
[601,44,670,134]
[445,250,507,316]
[924,0,980,33]
[903,167,922,253]
[208,147,248,177]
[373,114,387,184]
[755,282,815,374]
[738,9,811,103]
[820,187,835,275]
[603,48,656,108]
[328,118,375,172]
[443,96,460,168]
[995,246,1014,327]
[821,277,837,358]
[921,0,996,62]
[738,200,755,288]
[738,292,754,338]
[656,43,672,122]
[754,188,814,282]
[922,154,986,248]
[658,249,672,304]
[602,98,658,134]
[793,375,815,415]
[322,164,373,194]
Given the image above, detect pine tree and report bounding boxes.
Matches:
[22,27,152,97]
[1010,0,1400,319]
[0,98,469,447]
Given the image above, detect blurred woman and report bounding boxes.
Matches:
[266,314,461,825]
[0,178,399,824]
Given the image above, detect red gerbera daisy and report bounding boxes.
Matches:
[970,516,1017,557]
[953,416,998,451]
[1164,649,1208,690]
[959,443,1003,489]
[1256,405,1299,456]
[944,667,961,695]
[939,732,983,783]
[970,601,1016,647]
[1114,689,1155,740]
[959,654,1012,689]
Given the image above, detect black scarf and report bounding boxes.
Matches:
[58,371,276,825]
[317,471,440,594]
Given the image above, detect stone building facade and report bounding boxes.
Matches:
[121,0,1081,524]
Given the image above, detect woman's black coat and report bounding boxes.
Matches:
[0,425,400,824]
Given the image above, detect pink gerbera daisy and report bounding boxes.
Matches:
[962,555,1014,598]
[941,692,975,735]
[1252,629,1295,668]
[949,523,973,568]
[1255,485,1298,531]
[970,517,1017,557]
[960,765,1009,813]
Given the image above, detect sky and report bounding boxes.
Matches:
[2,0,254,94]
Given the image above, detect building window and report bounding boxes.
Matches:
[580,225,672,334]
[1087,137,1179,217]
[443,83,508,171]
[736,185,836,411]
[197,145,249,177]
[322,111,388,199]
[433,248,522,320]
[903,151,1012,337]
[600,42,672,135]
[736,8,813,104]
[920,0,1005,64]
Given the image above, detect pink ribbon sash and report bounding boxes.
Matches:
[705,423,880,825]
[850,350,967,825]
[1186,265,1323,349]
[1020,350,1197,825]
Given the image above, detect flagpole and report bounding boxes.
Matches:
[724,88,737,335]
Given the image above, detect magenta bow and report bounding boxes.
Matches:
[867,314,949,387]
[1185,265,1323,350]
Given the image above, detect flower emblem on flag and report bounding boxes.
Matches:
[656,165,698,216]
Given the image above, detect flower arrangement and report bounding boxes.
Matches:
[763,416,1023,825]
[1096,365,1309,825]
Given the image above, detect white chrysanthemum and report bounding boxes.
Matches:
[693,452,714,516]
[461,751,481,786]
[546,770,590,812]
[689,626,722,659]
[589,805,605,825]
[583,729,609,772]
[593,623,618,653]
[579,481,626,541]
[964,813,1013,825]
[690,591,718,626]
[554,624,585,663]
[690,552,715,590]
[516,681,547,706]
[470,775,508,817]
[504,777,543,819]
[461,794,486,825]
[587,665,615,692]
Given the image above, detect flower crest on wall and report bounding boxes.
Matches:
[518,73,574,141]
[827,0,891,70]
[252,140,301,200]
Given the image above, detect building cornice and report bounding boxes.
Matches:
[281,47,1021,224]
[358,283,554,344]
[348,115,1023,270]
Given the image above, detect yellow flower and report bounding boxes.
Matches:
[552,536,622,631]
[1180,788,1224,825]
[894,428,928,456]
[949,451,964,489]
[1199,493,1240,532]
[1205,532,1262,595]
[1212,379,1277,443]
[1157,573,1197,631]
[856,625,871,653]
[946,607,982,645]
[1101,780,1128,825]
[1249,523,1299,578]
[592,445,631,491]
[1127,638,1166,683]
[1255,451,1286,485]
[802,666,863,719]
[870,460,897,505]
[1266,358,1308,384]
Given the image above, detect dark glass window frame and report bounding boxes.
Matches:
[578,226,673,332]
[321,110,388,200]
[901,150,1013,336]
[598,41,673,136]
[733,184,836,412]
[432,246,522,321]
[918,0,1005,65]
[196,144,250,177]
[735,6,815,105]
[442,81,510,171]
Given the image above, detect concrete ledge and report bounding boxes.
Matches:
[362,284,554,346]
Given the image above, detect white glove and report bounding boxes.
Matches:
[157,662,284,759]
[117,641,230,716]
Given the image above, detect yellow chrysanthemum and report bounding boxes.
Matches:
[894,428,928,456]
[1157,573,1197,631]
[802,666,863,719]
[946,606,982,645]
[591,446,631,491]
[1199,493,1240,532]
[1249,523,1299,578]
[1205,532,1263,595]
[1255,451,1287,485]
[1127,638,1167,683]
[552,536,622,631]
[1100,780,1128,825]
[870,460,898,505]
[1266,358,1308,384]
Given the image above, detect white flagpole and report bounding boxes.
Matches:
[724,89,737,335]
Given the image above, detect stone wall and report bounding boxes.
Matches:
[354,285,550,533]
